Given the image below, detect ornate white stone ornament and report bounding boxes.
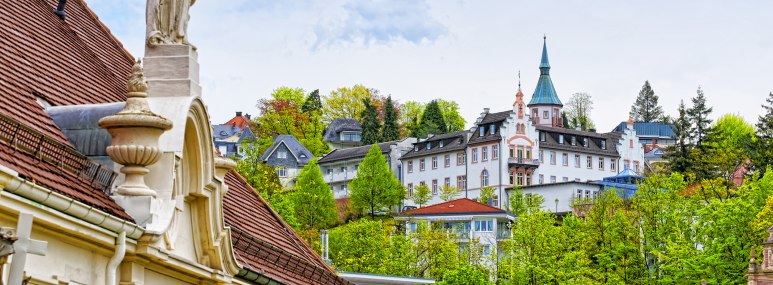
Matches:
[146,0,196,46]
[99,61,173,197]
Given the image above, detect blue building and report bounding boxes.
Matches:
[598,166,643,200]
[260,135,314,188]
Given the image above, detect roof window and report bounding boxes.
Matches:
[559,134,564,144]
[427,142,432,150]
[439,141,444,148]
[479,127,485,137]
[489,124,495,135]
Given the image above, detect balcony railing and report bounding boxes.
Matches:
[496,230,511,240]
[507,157,540,167]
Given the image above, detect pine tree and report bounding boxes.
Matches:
[629,81,664,122]
[349,144,404,217]
[301,89,322,113]
[293,159,337,229]
[687,86,713,148]
[752,92,773,174]
[360,98,381,144]
[419,100,447,137]
[562,111,572,129]
[381,96,400,141]
[666,100,693,174]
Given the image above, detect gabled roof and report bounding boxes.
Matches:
[400,198,506,216]
[318,140,396,164]
[0,0,138,221]
[469,111,510,145]
[224,114,252,130]
[401,131,467,160]
[612,121,675,138]
[260,134,313,165]
[223,171,350,285]
[528,37,563,106]
[324,118,362,143]
[535,125,620,157]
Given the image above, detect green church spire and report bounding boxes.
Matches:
[528,36,563,107]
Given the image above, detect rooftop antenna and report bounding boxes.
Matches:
[518,70,521,90]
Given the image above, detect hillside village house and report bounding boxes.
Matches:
[318,139,416,199]
[260,135,314,188]
[401,37,645,212]
[213,112,256,158]
[395,199,515,268]
[0,0,349,284]
[323,118,364,150]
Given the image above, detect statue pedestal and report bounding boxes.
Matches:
[144,45,201,98]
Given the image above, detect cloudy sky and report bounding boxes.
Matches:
[88,0,772,131]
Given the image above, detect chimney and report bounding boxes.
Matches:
[245,113,251,120]
[54,0,67,20]
[236,111,243,117]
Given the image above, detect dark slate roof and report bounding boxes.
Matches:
[469,111,511,145]
[612,121,675,138]
[480,110,512,124]
[260,135,314,164]
[401,131,468,159]
[528,37,563,106]
[536,125,620,157]
[212,124,248,141]
[324,118,362,142]
[48,103,124,157]
[317,141,396,164]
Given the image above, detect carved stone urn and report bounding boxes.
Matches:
[99,60,173,197]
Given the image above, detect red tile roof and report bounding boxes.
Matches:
[401,198,506,216]
[223,171,350,285]
[0,0,137,220]
[224,115,251,130]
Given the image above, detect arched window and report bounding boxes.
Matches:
[481,169,489,187]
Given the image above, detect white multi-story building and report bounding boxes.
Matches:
[400,37,645,212]
[318,138,416,199]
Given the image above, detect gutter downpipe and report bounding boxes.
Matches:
[106,231,126,285]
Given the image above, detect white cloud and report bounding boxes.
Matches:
[313,0,447,48]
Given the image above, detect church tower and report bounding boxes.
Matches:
[528,36,564,127]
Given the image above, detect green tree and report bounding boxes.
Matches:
[412,184,431,207]
[381,95,400,141]
[440,264,491,285]
[436,99,466,132]
[478,186,495,206]
[360,98,382,145]
[236,142,299,228]
[256,87,329,156]
[564,92,595,131]
[666,100,693,174]
[349,144,403,217]
[301,89,323,113]
[400,101,426,137]
[323,84,372,123]
[629,80,664,122]
[266,192,300,229]
[438,185,459,202]
[701,114,754,182]
[329,219,391,273]
[418,100,447,137]
[414,223,459,280]
[293,158,337,229]
[752,92,773,175]
[499,210,564,284]
[687,86,713,148]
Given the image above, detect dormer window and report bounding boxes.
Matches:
[601,140,607,150]
[439,141,444,148]
[489,124,495,135]
[427,142,432,150]
[539,132,546,142]
[414,145,418,151]
[559,134,564,144]
[583,138,588,147]
[479,127,485,137]
[571,136,576,145]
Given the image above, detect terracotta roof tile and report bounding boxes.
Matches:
[224,115,251,130]
[401,198,506,216]
[223,171,350,285]
[0,0,138,220]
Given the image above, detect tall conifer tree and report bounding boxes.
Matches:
[419,100,447,137]
[360,98,381,144]
[666,100,693,174]
[301,89,322,113]
[293,159,337,229]
[349,144,403,217]
[629,81,664,122]
[381,96,400,141]
[752,92,773,174]
[687,86,713,148]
